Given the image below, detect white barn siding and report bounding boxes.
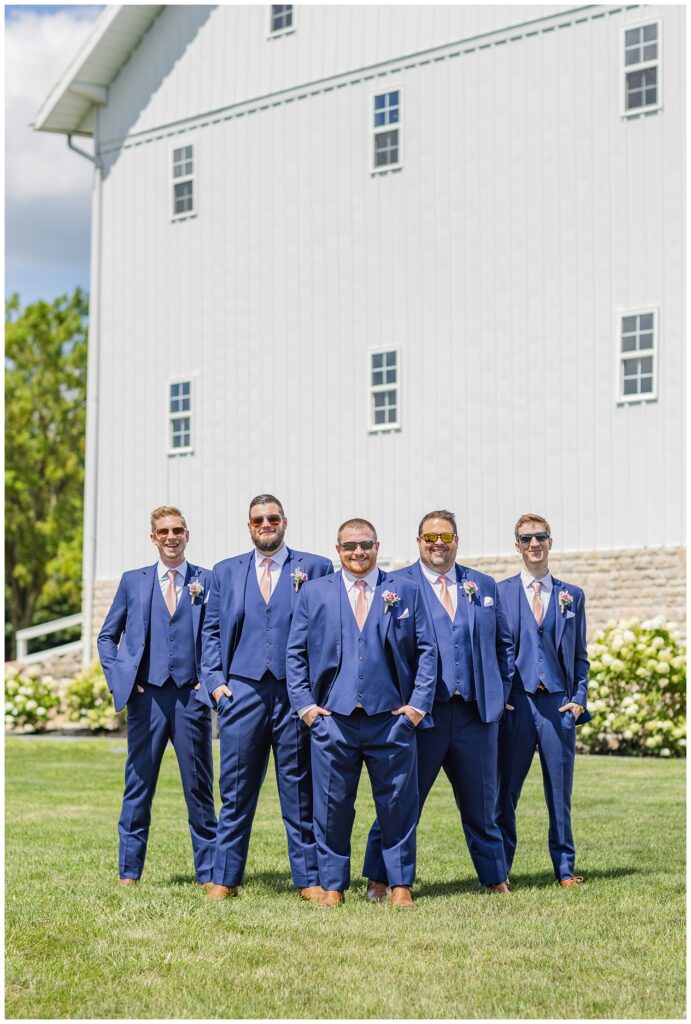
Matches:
[91,4,684,579]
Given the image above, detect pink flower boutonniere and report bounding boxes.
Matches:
[558,590,574,614]
[462,580,478,603]
[187,580,204,602]
[382,591,400,612]
[291,568,308,592]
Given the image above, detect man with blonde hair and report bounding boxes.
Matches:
[496,514,590,887]
[98,506,216,888]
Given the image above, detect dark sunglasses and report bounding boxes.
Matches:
[339,540,376,551]
[421,532,456,544]
[250,514,283,527]
[154,527,186,538]
[517,532,550,544]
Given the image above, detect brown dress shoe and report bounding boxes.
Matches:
[366,879,389,903]
[488,881,510,893]
[118,878,138,887]
[319,889,345,907]
[298,885,324,904]
[206,884,239,901]
[559,876,584,888]
[390,885,414,908]
[199,882,215,892]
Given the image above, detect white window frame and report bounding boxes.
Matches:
[268,4,295,38]
[167,378,194,455]
[616,308,658,404]
[622,20,662,117]
[171,140,196,220]
[368,347,401,432]
[371,86,402,174]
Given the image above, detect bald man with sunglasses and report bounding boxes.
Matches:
[361,510,515,898]
[199,494,332,902]
[287,518,437,907]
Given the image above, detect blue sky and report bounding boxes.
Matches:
[5,4,103,306]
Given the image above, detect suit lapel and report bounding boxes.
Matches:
[552,575,566,649]
[456,565,475,635]
[186,563,203,636]
[378,569,395,641]
[140,565,156,636]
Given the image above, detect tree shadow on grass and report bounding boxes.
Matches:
[415,864,639,897]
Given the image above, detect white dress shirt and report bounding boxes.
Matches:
[254,543,288,592]
[419,559,458,614]
[520,569,552,618]
[157,559,188,608]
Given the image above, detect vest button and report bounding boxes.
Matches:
[359,656,364,662]
[453,644,459,649]
[358,673,364,679]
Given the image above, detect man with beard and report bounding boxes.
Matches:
[199,494,333,901]
[362,510,514,898]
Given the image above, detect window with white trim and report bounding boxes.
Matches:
[618,310,657,402]
[169,380,193,452]
[369,349,400,430]
[270,4,293,34]
[172,144,195,218]
[623,22,661,114]
[372,90,401,171]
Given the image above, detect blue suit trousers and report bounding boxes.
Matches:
[310,710,419,891]
[496,689,577,880]
[119,680,216,881]
[363,697,507,886]
[214,674,318,888]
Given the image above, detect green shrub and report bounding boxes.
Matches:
[579,617,686,757]
[63,661,124,731]
[4,666,61,732]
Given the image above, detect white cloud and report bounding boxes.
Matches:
[6,6,103,298]
[6,6,102,201]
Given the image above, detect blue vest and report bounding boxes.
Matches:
[138,576,197,687]
[229,560,293,681]
[514,588,566,694]
[324,584,401,716]
[426,577,475,702]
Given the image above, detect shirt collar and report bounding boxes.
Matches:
[254,544,288,567]
[418,559,457,586]
[520,569,552,592]
[342,566,380,591]
[158,559,187,581]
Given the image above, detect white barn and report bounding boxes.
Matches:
[35,4,685,661]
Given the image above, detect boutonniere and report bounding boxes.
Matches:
[291,568,308,592]
[382,590,400,612]
[462,580,478,603]
[558,589,574,614]
[187,580,204,602]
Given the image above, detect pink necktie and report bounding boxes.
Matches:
[355,580,368,630]
[260,558,273,603]
[437,575,454,620]
[532,580,543,625]
[165,570,177,616]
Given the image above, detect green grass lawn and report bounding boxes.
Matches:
[5,738,685,1019]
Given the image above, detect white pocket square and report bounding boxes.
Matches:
[397,608,410,620]
[483,596,494,607]
[566,610,575,619]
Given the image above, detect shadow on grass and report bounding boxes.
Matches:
[416,864,639,897]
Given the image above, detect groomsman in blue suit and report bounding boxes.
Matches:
[97,505,217,887]
[362,510,515,899]
[200,495,333,902]
[496,513,590,887]
[287,518,437,907]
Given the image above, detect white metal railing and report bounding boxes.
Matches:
[15,613,83,664]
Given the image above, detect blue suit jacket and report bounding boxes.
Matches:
[498,573,591,724]
[286,569,438,727]
[97,562,210,713]
[391,562,515,723]
[199,547,333,705]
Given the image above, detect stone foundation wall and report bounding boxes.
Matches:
[88,545,685,655]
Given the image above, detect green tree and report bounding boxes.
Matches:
[5,290,88,659]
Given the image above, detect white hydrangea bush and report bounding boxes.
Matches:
[4,666,61,732]
[579,617,686,757]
